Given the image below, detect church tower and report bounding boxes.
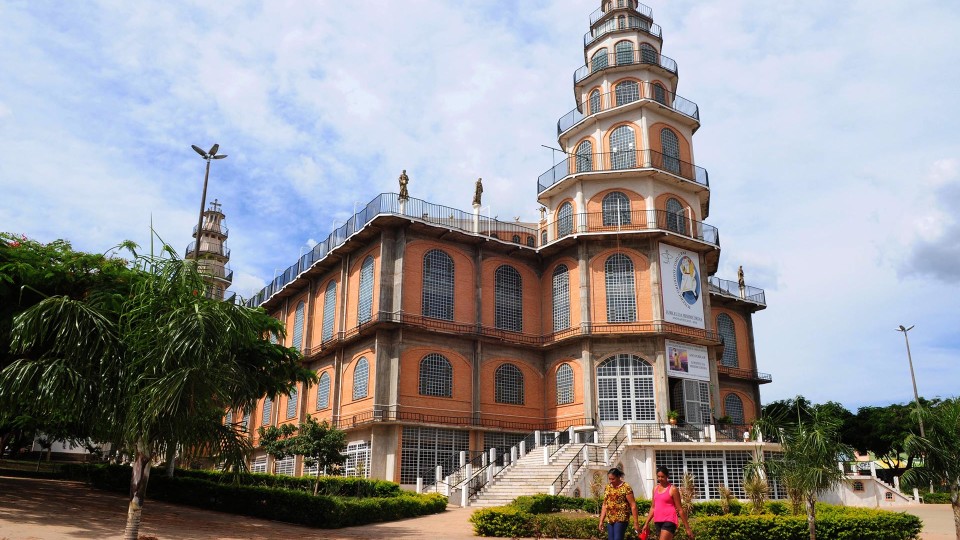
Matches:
[186,199,233,300]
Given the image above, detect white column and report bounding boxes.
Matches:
[894,476,901,491]
[416,478,423,494]
[510,446,518,464]
[604,448,610,465]
[543,446,550,465]
[574,180,586,232]
[913,488,919,502]
[460,450,467,468]
[583,445,589,464]
[519,440,526,456]
[870,462,877,478]
[444,476,450,496]
[534,430,541,448]
[709,425,717,442]
[568,426,576,442]
[472,203,480,233]
[435,465,443,484]
[626,424,633,444]
[664,425,673,443]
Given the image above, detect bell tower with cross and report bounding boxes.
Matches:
[188,198,233,300]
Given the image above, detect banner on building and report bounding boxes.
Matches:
[659,243,706,329]
[665,339,710,382]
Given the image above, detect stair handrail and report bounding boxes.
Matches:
[422,450,486,493]
[549,442,587,496]
[545,429,572,460]
[465,444,518,499]
[589,423,628,464]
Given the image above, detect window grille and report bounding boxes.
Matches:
[484,432,527,466]
[666,198,686,234]
[589,90,601,115]
[316,372,331,410]
[494,265,523,332]
[717,314,739,367]
[556,363,574,405]
[357,256,374,324]
[653,83,667,105]
[261,397,272,426]
[610,126,637,169]
[541,231,547,245]
[322,281,336,342]
[615,40,633,65]
[661,128,681,174]
[656,450,755,501]
[724,451,751,499]
[591,49,608,73]
[764,451,788,499]
[419,353,453,397]
[400,427,469,485]
[640,43,657,64]
[342,441,372,477]
[526,236,535,247]
[617,14,625,29]
[251,455,267,473]
[274,455,295,476]
[605,254,637,322]
[557,202,574,237]
[616,81,639,106]
[552,265,570,332]
[597,354,653,422]
[724,394,745,425]
[422,250,454,320]
[292,301,305,352]
[576,141,593,173]
[602,192,631,226]
[495,363,524,405]
[853,481,864,492]
[286,387,298,420]
[512,234,521,243]
[353,357,369,400]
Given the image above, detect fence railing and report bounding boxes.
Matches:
[538,151,708,193]
[540,208,718,247]
[550,443,587,496]
[717,365,773,383]
[575,49,677,85]
[589,2,653,25]
[332,406,594,433]
[185,242,230,259]
[193,223,229,238]
[557,83,699,135]
[708,276,766,305]
[584,16,661,47]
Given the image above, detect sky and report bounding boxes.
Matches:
[1,0,958,410]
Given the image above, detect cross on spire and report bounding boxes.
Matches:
[209,198,222,213]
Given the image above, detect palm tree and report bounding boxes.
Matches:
[902,399,960,540]
[0,246,313,539]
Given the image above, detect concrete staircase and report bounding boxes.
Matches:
[469,443,586,507]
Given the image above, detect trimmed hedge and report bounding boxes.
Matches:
[921,491,951,504]
[61,464,446,528]
[691,510,922,540]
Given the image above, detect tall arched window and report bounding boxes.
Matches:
[589,90,601,115]
[353,357,369,400]
[602,192,632,226]
[610,125,637,169]
[422,250,454,320]
[617,14,626,29]
[576,140,593,173]
[615,40,634,65]
[261,397,273,426]
[725,393,745,425]
[717,313,739,367]
[661,128,681,174]
[292,301,305,352]
[286,387,298,419]
[615,80,639,106]
[556,363,574,405]
[494,265,523,332]
[321,281,336,342]
[495,364,524,405]
[591,49,608,73]
[666,198,686,234]
[557,202,574,238]
[605,254,637,322]
[552,265,570,332]
[316,372,331,410]
[653,83,667,105]
[597,354,655,423]
[419,353,453,397]
[357,256,374,324]
[640,43,657,64]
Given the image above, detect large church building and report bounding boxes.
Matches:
[238,0,776,503]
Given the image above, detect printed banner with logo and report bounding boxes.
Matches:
[659,243,706,329]
[665,339,710,382]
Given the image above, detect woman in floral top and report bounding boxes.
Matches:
[598,467,640,540]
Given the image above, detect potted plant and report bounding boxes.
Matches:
[716,415,732,427]
[667,410,680,425]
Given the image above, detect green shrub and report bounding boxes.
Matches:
[470,506,535,538]
[691,509,922,540]
[921,491,951,504]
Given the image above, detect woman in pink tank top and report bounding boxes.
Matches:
[642,466,693,539]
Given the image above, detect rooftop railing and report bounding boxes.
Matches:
[185,243,230,259]
[575,49,677,85]
[537,150,708,194]
[708,276,766,305]
[557,84,699,136]
[717,365,773,383]
[589,2,653,25]
[540,208,719,248]
[584,16,661,47]
[193,223,229,238]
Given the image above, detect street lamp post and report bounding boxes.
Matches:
[896,324,925,438]
[191,144,228,261]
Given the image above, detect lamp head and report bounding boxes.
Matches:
[191,144,208,158]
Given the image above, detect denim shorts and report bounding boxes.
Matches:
[655,521,678,534]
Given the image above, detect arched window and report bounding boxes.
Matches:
[717,313,739,367]
[640,43,657,64]
[610,125,637,169]
[653,83,667,105]
[852,481,864,492]
[494,265,523,332]
[597,354,655,422]
[419,353,453,397]
[526,236,535,247]
[591,49,608,73]
[552,265,571,332]
[615,40,634,65]
[541,230,548,245]
[666,198,686,234]
[724,393,745,424]
[286,387,298,419]
[422,249,454,320]
[661,128,681,174]
[615,80,639,106]
[512,234,521,244]
[576,140,593,173]
[292,301,305,352]
[557,202,574,238]
[316,372,331,410]
[605,254,637,322]
[353,357,369,400]
[617,0,625,8]
[617,14,625,29]
[322,281,337,342]
[602,192,632,226]
[358,256,374,324]
[261,397,272,426]
[556,363,574,405]
[589,90,602,115]
[495,364,524,405]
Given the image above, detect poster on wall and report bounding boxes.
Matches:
[659,243,706,329]
[665,339,710,382]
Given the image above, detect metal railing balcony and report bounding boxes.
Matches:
[557,84,699,136]
[584,16,661,47]
[708,276,766,305]
[541,208,719,248]
[717,365,773,383]
[575,49,677,85]
[185,242,230,259]
[537,150,708,193]
[198,263,234,282]
[589,2,653,25]
[192,223,229,238]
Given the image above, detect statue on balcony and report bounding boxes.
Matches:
[738,265,745,290]
[398,170,410,201]
[473,177,483,206]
